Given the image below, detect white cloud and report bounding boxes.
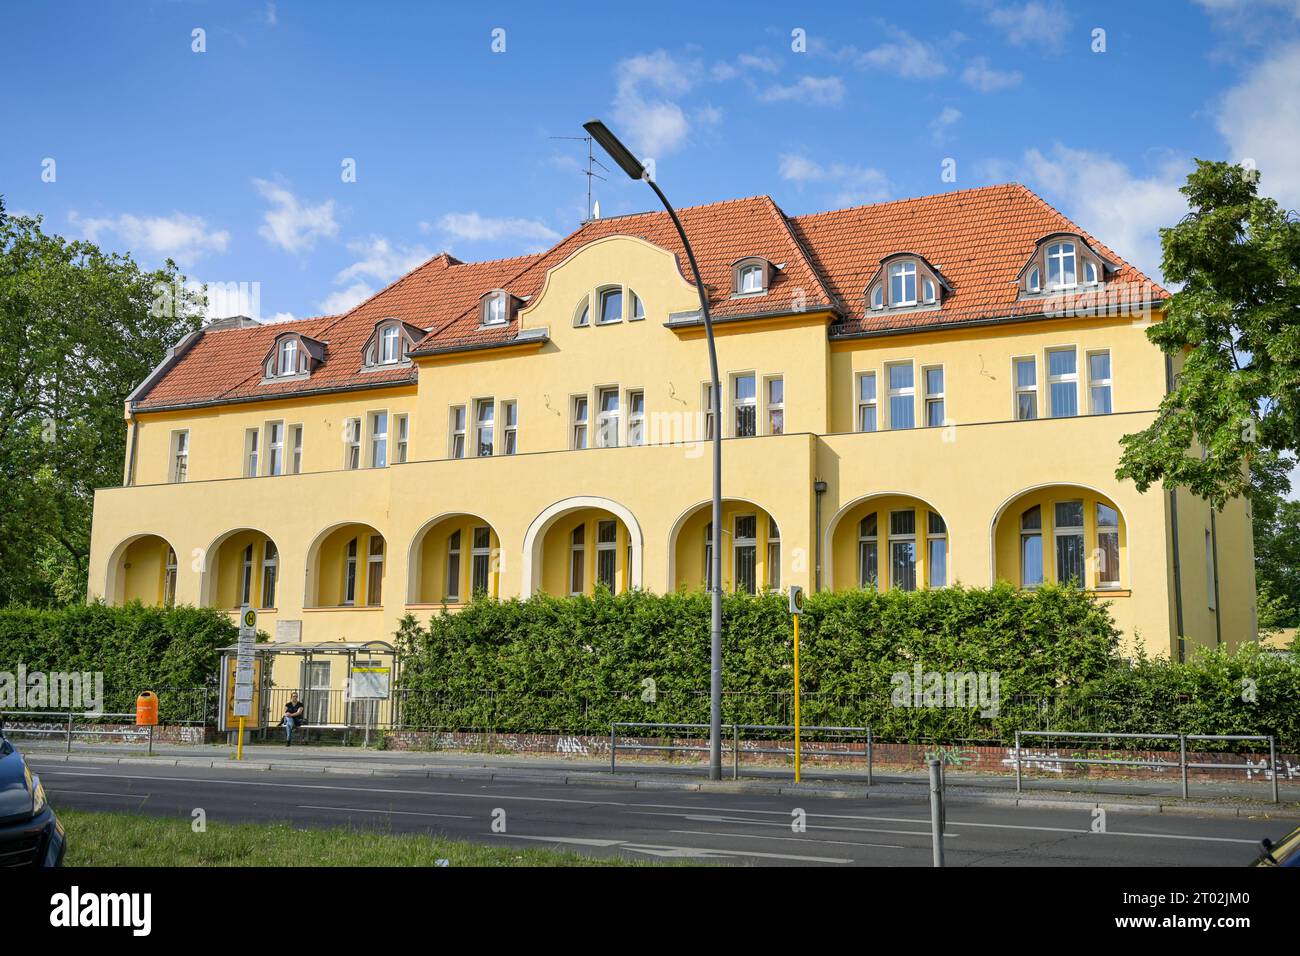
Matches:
[738,53,782,74]
[261,2,277,26]
[1216,41,1300,210]
[431,212,560,244]
[982,1,1072,51]
[778,154,891,205]
[1018,143,1188,281]
[760,76,845,105]
[253,178,339,253]
[929,107,963,145]
[69,210,229,266]
[317,281,373,316]
[266,311,296,323]
[611,50,703,157]
[854,33,947,79]
[335,235,433,285]
[962,56,1023,92]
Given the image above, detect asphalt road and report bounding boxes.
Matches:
[30,758,1283,866]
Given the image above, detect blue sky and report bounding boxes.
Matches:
[3,0,1299,490]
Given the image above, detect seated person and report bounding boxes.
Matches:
[282,693,305,745]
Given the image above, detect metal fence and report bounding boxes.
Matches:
[609,721,874,781]
[1014,730,1281,802]
[0,710,157,752]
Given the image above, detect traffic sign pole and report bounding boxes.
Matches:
[788,586,805,784]
[235,605,257,761]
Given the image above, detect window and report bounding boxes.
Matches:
[366,536,384,606]
[596,388,620,447]
[1097,503,1120,588]
[767,518,781,591]
[703,384,716,440]
[1088,350,1112,414]
[922,277,936,304]
[475,399,494,457]
[858,513,878,589]
[1205,530,1216,610]
[163,547,177,608]
[290,425,304,474]
[627,391,645,446]
[472,526,492,596]
[889,261,917,305]
[370,412,388,467]
[244,428,260,477]
[502,402,517,455]
[1027,267,1041,293]
[344,418,361,469]
[631,292,645,320]
[766,377,784,435]
[1046,241,1077,289]
[871,284,884,310]
[1054,500,1085,586]
[484,293,508,326]
[887,363,915,430]
[1021,505,1044,587]
[1014,358,1038,420]
[734,514,757,595]
[596,520,618,591]
[446,530,461,601]
[569,524,585,595]
[927,512,947,588]
[261,541,278,609]
[450,406,466,459]
[889,510,917,591]
[734,374,757,437]
[170,431,189,483]
[857,372,878,432]
[739,264,763,293]
[240,543,254,606]
[343,538,358,605]
[574,298,590,327]
[277,338,299,376]
[1084,259,1098,284]
[1047,348,1078,418]
[704,522,714,592]
[379,324,401,364]
[266,421,284,475]
[394,415,409,464]
[572,396,589,449]
[598,288,622,324]
[923,367,945,428]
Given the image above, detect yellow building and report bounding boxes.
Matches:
[88,184,1257,708]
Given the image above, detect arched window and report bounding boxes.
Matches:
[922,277,936,304]
[630,291,645,320]
[871,284,884,310]
[1084,259,1098,284]
[1046,241,1077,289]
[599,287,623,324]
[858,513,878,589]
[574,298,590,327]
[1027,266,1041,293]
[379,324,401,364]
[889,261,918,305]
[277,339,299,376]
[1020,505,1043,587]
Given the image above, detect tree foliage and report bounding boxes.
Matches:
[1116,160,1300,509]
[0,198,203,604]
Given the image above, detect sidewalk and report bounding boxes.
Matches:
[20,738,1300,819]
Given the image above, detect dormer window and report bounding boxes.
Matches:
[731,257,773,295]
[483,292,508,326]
[1046,241,1077,289]
[379,324,401,364]
[361,319,421,370]
[277,339,299,376]
[866,254,949,312]
[889,262,917,305]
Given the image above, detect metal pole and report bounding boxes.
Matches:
[733,723,739,781]
[66,710,73,754]
[1014,730,1022,794]
[647,178,723,782]
[866,726,873,786]
[1270,736,1279,804]
[793,613,801,783]
[610,724,616,774]
[1179,735,1188,800]
[928,758,945,867]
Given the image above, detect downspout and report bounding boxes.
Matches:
[813,480,827,591]
[124,401,139,487]
[1165,355,1185,662]
[1210,508,1222,647]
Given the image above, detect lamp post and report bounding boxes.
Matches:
[584,119,725,781]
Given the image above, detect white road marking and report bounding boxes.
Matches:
[37,768,1261,845]
[297,805,472,820]
[493,833,851,863]
[634,810,944,838]
[668,829,904,850]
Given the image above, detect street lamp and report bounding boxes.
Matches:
[584,119,725,781]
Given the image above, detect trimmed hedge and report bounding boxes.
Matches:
[0,603,239,721]
[397,584,1126,741]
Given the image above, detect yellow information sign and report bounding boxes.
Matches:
[223,656,264,730]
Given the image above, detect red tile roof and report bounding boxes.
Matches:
[130,184,1167,412]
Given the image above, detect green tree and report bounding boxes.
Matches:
[1116,160,1300,509]
[0,198,204,605]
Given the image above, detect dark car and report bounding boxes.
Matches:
[1252,825,1300,867]
[0,727,66,866]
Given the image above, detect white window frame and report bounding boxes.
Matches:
[1053,500,1086,587]
[927,512,947,588]
[596,387,620,448]
[1087,349,1113,415]
[1026,266,1041,294]
[889,261,917,306]
[766,518,781,591]
[379,324,401,364]
[277,338,299,377]
[1096,503,1120,589]
[393,414,409,464]
[1020,505,1044,587]
[344,417,361,470]
[627,390,645,446]
[870,283,884,310]
[170,430,189,483]
[343,537,358,606]
[888,509,917,591]
[502,401,517,455]
[366,536,384,606]
[569,524,586,595]
[475,398,495,457]
[244,428,260,477]
[858,513,878,589]
[1013,356,1038,421]
[290,424,304,474]
[886,362,915,430]
[1046,347,1078,418]
[596,519,618,592]
[922,366,945,428]
[733,514,758,595]
[573,296,590,328]
[369,411,388,468]
[445,530,462,602]
[765,376,784,436]
[703,383,716,440]
[597,286,623,325]
[739,264,763,294]
[240,543,255,607]
[1046,241,1077,290]
[733,373,757,438]
[260,540,278,609]
[484,293,508,327]
[572,395,589,450]
[471,526,492,596]
[266,420,285,476]
[856,372,877,433]
[450,406,466,459]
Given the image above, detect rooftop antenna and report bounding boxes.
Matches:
[551,134,608,223]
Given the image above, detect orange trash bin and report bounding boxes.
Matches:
[136,691,158,726]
